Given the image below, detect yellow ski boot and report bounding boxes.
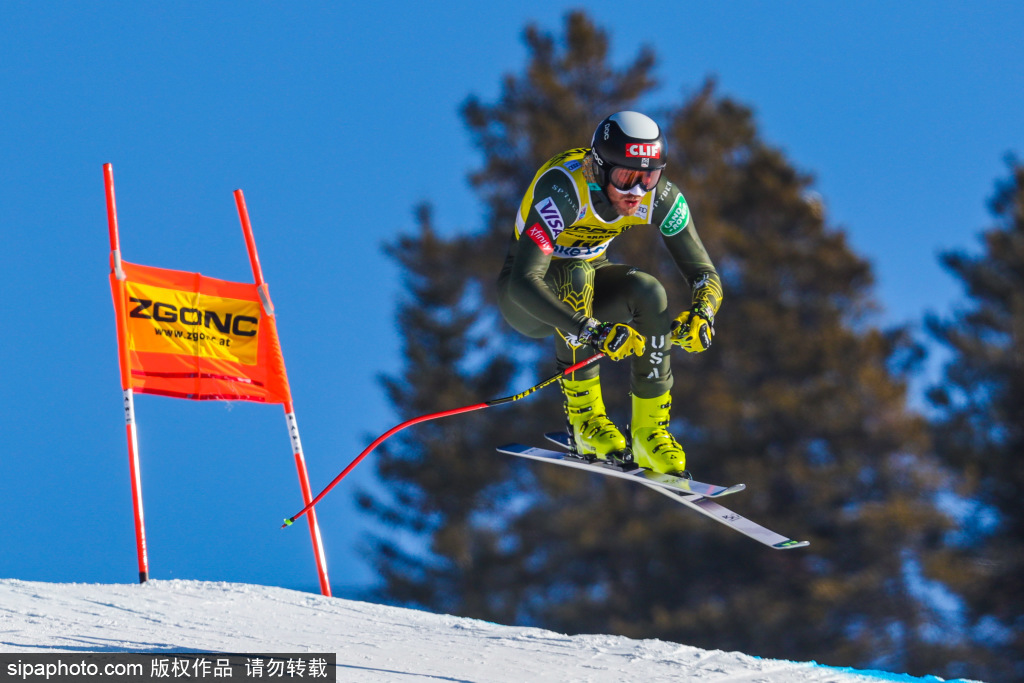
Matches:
[562,376,627,460]
[631,392,687,474]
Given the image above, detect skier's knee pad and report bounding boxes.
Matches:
[549,259,597,315]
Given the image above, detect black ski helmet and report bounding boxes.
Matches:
[590,111,667,188]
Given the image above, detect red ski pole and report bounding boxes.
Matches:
[282,353,604,528]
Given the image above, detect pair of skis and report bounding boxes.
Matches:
[497,433,808,550]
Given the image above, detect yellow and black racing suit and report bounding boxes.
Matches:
[497,148,721,398]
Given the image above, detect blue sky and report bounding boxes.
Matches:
[1,2,1022,596]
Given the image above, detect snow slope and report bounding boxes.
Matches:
[0,579,981,682]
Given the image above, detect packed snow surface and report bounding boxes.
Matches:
[0,579,981,682]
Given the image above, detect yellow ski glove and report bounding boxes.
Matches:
[578,318,645,361]
[671,307,714,353]
[672,273,722,353]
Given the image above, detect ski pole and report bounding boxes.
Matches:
[282,352,604,528]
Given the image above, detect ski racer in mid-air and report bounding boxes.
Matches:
[496,111,723,475]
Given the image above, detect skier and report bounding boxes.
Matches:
[497,111,722,475]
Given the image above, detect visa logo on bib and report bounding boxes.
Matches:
[534,197,565,237]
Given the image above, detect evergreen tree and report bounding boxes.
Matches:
[365,11,952,676]
[362,10,657,625]
[925,159,1024,681]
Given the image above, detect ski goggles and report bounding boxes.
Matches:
[608,166,663,193]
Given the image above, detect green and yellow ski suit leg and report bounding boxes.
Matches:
[498,256,672,398]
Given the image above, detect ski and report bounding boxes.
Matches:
[544,430,747,498]
[497,434,809,550]
[639,484,810,549]
[497,441,745,499]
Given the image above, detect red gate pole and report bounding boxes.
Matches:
[234,189,332,597]
[104,163,150,583]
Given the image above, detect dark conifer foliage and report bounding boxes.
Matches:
[363,11,953,676]
[925,159,1024,681]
